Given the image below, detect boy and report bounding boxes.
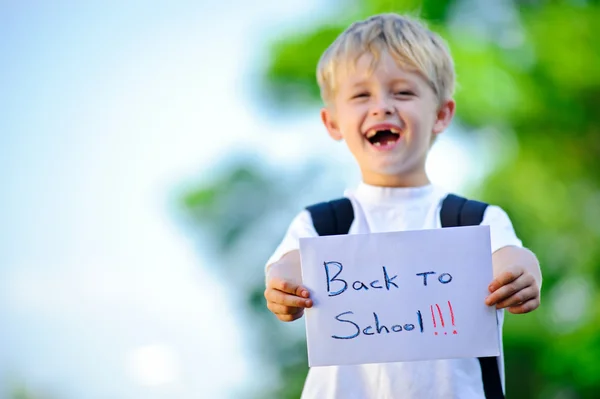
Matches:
[264,13,541,399]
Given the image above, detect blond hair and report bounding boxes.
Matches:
[317,13,455,105]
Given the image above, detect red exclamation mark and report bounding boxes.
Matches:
[435,304,447,335]
[448,301,457,335]
[430,305,438,335]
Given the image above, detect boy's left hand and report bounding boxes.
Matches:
[485,265,541,314]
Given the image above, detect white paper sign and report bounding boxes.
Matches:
[299,225,500,367]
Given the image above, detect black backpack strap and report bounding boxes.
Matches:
[306,198,354,236]
[441,193,504,399]
[478,357,505,399]
[440,194,489,228]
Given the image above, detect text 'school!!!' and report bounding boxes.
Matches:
[322,262,459,340]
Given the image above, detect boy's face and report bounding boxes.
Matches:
[321,51,455,187]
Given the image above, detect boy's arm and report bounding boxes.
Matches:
[264,210,318,322]
[264,250,313,322]
[485,245,541,314]
[265,249,302,283]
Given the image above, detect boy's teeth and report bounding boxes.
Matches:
[374,142,381,146]
[366,127,401,138]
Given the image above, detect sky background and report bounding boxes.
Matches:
[0,1,482,398]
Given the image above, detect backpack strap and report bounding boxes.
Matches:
[440,194,489,228]
[441,194,504,399]
[306,198,354,236]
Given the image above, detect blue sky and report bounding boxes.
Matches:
[0,1,484,398]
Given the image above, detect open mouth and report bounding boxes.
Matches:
[366,129,401,148]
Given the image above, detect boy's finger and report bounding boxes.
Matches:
[508,298,540,314]
[276,312,304,322]
[485,275,531,306]
[494,286,538,309]
[268,277,310,298]
[267,302,304,316]
[265,287,313,308]
[488,268,525,293]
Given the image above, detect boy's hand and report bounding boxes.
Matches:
[485,265,540,314]
[264,277,313,322]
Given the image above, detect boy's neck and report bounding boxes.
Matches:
[361,169,431,188]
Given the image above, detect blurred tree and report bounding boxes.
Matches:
[181,0,600,398]
[7,384,57,399]
[179,159,346,398]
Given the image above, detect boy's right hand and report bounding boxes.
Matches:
[264,277,313,322]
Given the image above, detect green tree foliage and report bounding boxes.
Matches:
[181,0,600,397]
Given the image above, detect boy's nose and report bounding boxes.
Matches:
[370,100,394,117]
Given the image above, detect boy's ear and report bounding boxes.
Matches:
[321,107,343,141]
[432,99,456,135]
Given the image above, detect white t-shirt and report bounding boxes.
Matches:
[266,183,522,399]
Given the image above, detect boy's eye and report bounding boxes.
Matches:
[395,91,415,96]
[351,92,369,99]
